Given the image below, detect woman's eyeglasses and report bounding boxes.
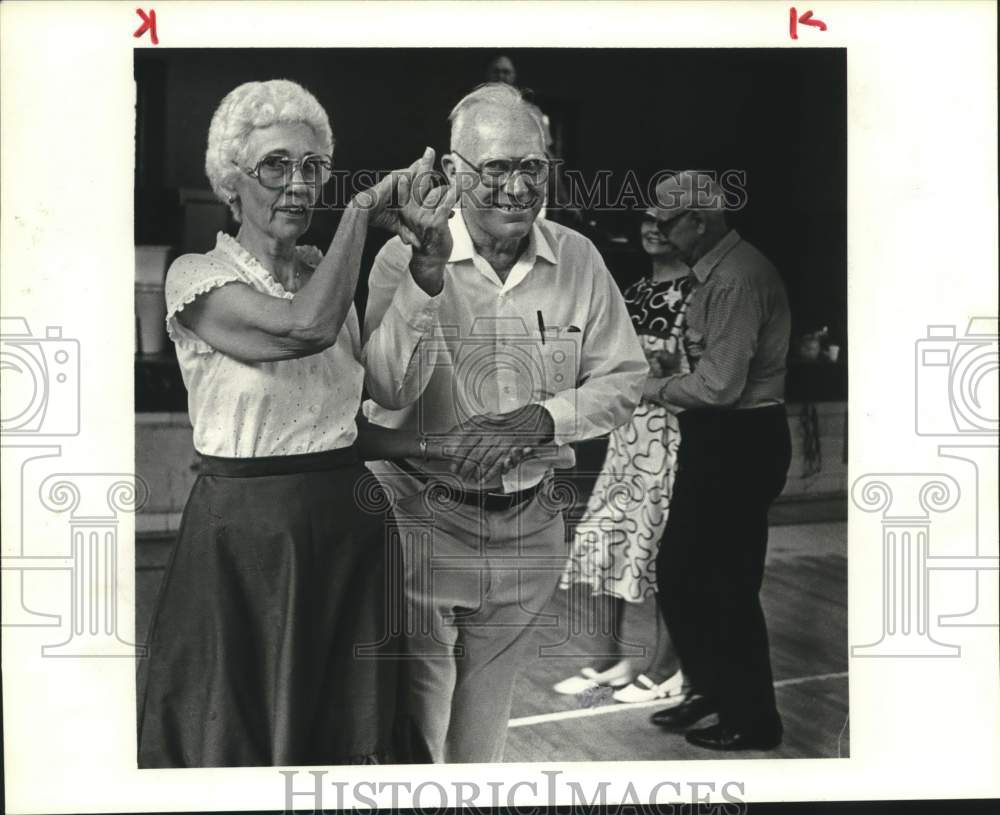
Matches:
[641,211,691,237]
[452,149,550,189]
[234,153,334,189]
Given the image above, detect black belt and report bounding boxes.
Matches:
[392,458,545,512]
[198,446,358,477]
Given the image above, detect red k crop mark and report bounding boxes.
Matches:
[789,7,828,40]
[134,8,158,45]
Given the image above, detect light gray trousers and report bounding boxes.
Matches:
[381,466,566,763]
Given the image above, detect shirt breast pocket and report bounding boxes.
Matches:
[538,328,583,398]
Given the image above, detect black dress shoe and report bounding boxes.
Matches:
[684,722,783,751]
[649,694,716,730]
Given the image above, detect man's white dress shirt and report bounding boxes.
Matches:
[363,212,648,492]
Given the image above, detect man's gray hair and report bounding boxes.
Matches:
[448,82,546,153]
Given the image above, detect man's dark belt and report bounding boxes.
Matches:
[392,457,544,512]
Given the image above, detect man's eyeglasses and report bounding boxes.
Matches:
[451,149,550,188]
[234,153,333,189]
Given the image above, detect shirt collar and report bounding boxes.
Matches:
[691,229,741,283]
[447,209,558,267]
[447,210,476,263]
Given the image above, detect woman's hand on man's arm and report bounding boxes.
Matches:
[354,414,535,476]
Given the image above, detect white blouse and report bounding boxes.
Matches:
[164,232,364,458]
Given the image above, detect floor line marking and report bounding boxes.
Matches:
[507,671,848,728]
[773,670,849,689]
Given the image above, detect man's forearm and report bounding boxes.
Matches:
[658,368,740,409]
[541,370,645,445]
[362,257,442,409]
[408,252,445,296]
[363,320,436,409]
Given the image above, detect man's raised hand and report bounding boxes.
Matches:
[354,147,454,256]
[404,171,456,297]
[353,153,423,247]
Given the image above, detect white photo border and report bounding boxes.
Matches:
[2,1,998,812]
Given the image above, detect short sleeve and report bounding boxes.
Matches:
[164,253,244,355]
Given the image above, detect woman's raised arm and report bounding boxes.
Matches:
[175,149,445,363]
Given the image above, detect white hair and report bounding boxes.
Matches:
[448,82,546,154]
[205,79,334,221]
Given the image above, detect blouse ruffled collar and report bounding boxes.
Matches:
[213,231,323,297]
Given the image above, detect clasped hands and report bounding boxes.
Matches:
[354,147,455,294]
[645,346,684,378]
[430,404,556,486]
[642,346,684,405]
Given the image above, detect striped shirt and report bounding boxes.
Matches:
[660,230,790,410]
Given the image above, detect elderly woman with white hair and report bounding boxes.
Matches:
[137,79,453,767]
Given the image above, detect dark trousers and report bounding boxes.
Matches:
[656,404,791,733]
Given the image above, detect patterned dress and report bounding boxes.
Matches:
[560,273,694,602]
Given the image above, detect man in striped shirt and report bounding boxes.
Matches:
[644,171,792,751]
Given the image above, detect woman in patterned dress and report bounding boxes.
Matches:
[554,206,693,703]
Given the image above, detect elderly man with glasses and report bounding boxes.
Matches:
[362,83,647,763]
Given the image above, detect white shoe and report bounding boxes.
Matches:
[552,661,634,695]
[612,670,685,704]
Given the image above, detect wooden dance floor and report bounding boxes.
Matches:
[136,515,847,763]
[504,520,848,761]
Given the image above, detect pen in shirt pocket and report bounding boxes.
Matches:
[536,312,582,343]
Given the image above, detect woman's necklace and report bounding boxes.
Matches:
[283,259,304,293]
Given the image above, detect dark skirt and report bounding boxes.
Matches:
[137,448,404,767]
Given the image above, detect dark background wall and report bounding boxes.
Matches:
[135,47,846,352]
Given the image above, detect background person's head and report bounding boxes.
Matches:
[648,170,730,266]
[640,210,682,262]
[443,83,549,246]
[205,79,334,245]
[485,55,517,85]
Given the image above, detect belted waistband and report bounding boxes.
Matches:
[198,446,358,477]
[392,457,544,512]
